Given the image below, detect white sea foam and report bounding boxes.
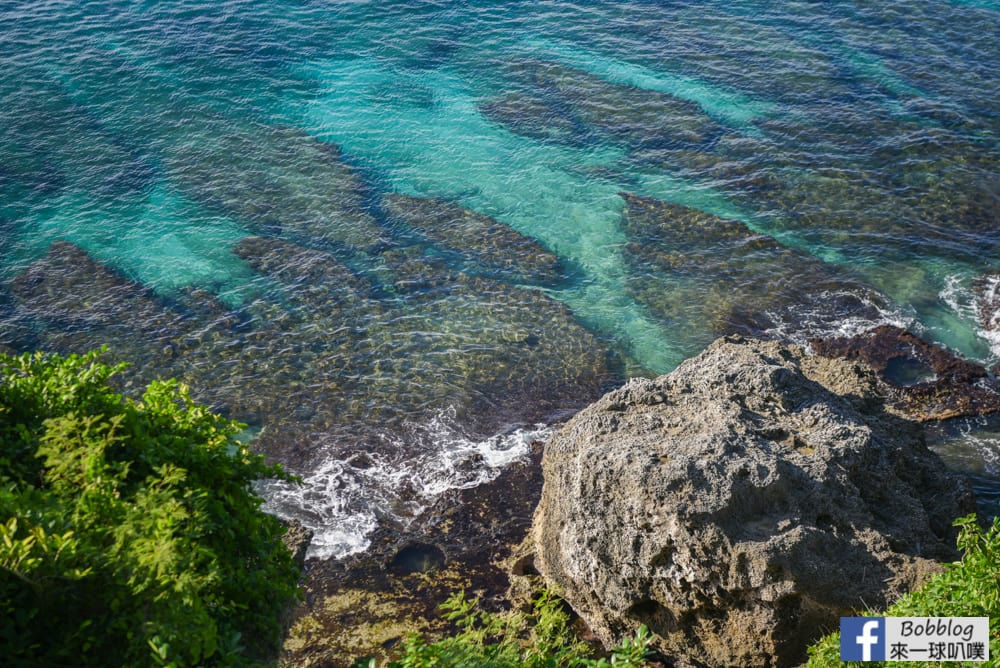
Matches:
[760,289,914,347]
[974,275,1000,359]
[259,410,552,560]
[940,274,979,321]
[941,274,1000,360]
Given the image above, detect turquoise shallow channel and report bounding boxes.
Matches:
[1,0,998,559]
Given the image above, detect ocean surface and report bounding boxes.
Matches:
[1,0,997,559]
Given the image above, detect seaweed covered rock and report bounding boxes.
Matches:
[811,324,1000,421]
[526,336,975,668]
[11,241,186,332]
[7,241,234,385]
[9,239,613,447]
[381,193,563,284]
[283,441,547,666]
[619,192,892,350]
[480,90,582,144]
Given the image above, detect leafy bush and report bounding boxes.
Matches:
[806,513,1000,667]
[0,349,300,667]
[358,588,653,668]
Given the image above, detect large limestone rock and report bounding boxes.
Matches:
[527,336,976,668]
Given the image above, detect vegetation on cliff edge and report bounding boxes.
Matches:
[0,349,300,667]
[356,588,653,667]
[807,514,1000,667]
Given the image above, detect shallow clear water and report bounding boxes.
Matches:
[1,0,998,557]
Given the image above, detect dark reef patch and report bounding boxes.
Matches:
[811,324,1000,422]
[618,192,891,351]
[483,58,727,151]
[381,193,563,285]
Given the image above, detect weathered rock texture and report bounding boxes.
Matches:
[527,336,976,668]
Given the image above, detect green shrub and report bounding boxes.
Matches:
[806,514,1000,667]
[0,349,300,667]
[358,588,653,668]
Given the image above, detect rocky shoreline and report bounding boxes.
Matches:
[278,333,996,667]
[2,187,997,667]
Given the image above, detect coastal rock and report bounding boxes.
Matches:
[619,192,891,351]
[381,193,563,284]
[974,271,1000,373]
[811,324,1000,421]
[527,336,975,667]
[282,442,546,667]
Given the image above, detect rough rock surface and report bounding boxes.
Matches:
[280,519,315,571]
[527,336,976,668]
[281,442,547,667]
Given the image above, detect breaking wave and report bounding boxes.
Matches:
[759,288,914,347]
[941,274,1000,361]
[258,410,552,560]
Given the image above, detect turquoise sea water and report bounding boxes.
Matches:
[1,0,998,558]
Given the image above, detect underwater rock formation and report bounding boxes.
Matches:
[618,192,891,350]
[7,241,230,392]
[525,336,975,668]
[482,58,725,149]
[4,239,615,526]
[235,236,611,441]
[381,193,562,284]
[811,324,1000,422]
[0,70,153,202]
[164,120,388,250]
[12,241,189,333]
[480,91,581,144]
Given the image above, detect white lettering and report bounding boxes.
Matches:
[856,620,881,661]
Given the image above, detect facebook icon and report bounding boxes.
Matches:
[841,617,886,661]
